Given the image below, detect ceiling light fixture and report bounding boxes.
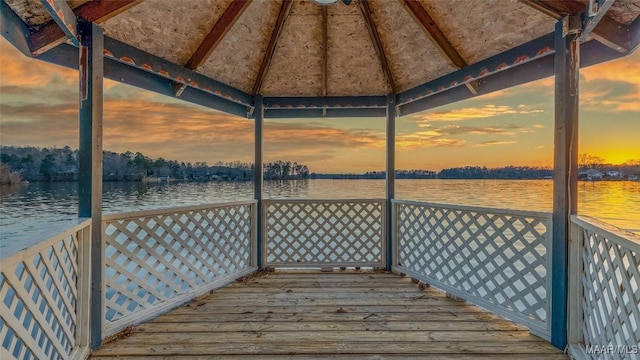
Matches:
[313,0,339,5]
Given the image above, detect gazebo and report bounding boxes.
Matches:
[1,0,638,359]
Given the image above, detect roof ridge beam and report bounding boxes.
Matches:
[184,0,251,70]
[360,0,397,93]
[40,0,79,47]
[398,0,477,95]
[32,0,143,55]
[252,0,294,95]
[520,0,630,53]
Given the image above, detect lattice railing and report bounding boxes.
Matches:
[264,199,385,268]
[102,201,257,336]
[0,220,91,360]
[569,216,640,360]
[392,200,552,338]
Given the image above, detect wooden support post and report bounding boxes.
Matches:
[78,21,104,350]
[551,18,579,351]
[254,96,264,268]
[385,93,396,271]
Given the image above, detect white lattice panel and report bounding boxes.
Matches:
[0,221,90,360]
[394,201,551,335]
[103,202,255,331]
[577,217,640,360]
[264,200,385,267]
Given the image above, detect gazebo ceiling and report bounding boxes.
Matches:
[2,0,639,117]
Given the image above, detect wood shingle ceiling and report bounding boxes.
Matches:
[5,0,640,99]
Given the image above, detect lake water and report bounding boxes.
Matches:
[1,179,639,253]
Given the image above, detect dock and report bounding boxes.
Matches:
[90,271,566,359]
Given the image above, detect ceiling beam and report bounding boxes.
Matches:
[398,33,555,105]
[580,0,615,42]
[31,0,142,55]
[398,0,465,68]
[587,16,630,53]
[519,0,629,53]
[252,0,294,95]
[360,0,396,93]
[174,0,251,96]
[398,0,478,95]
[38,43,249,118]
[100,36,253,106]
[263,96,388,109]
[631,16,640,53]
[184,0,251,70]
[265,108,387,119]
[399,37,624,116]
[0,0,32,56]
[39,0,79,47]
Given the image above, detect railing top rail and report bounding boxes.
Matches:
[264,198,386,204]
[102,200,258,222]
[0,218,91,270]
[571,215,640,252]
[392,199,552,220]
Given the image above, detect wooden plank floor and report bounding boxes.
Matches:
[91,271,568,359]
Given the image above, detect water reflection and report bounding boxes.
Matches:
[1,179,638,246]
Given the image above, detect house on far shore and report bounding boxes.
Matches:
[628,175,639,181]
[579,169,604,180]
[606,170,622,178]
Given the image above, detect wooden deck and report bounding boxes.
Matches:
[91,271,568,359]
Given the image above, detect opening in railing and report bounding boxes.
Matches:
[392,200,552,339]
[569,216,640,360]
[102,201,257,336]
[0,219,91,360]
[263,199,386,268]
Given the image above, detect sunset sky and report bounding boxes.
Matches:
[1,37,638,173]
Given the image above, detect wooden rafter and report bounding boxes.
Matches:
[398,0,478,95]
[252,0,294,95]
[38,0,79,47]
[359,0,396,93]
[184,0,251,70]
[31,0,143,55]
[173,0,251,96]
[519,0,629,53]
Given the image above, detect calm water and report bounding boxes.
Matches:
[1,179,639,254]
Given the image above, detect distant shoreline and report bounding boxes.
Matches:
[2,177,638,185]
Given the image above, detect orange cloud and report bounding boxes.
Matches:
[582,51,640,84]
[475,140,516,147]
[0,42,76,88]
[413,104,544,123]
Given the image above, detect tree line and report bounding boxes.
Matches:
[2,146,638,183]
[0,146,310,182]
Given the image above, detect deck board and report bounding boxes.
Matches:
[90,271,567,359]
